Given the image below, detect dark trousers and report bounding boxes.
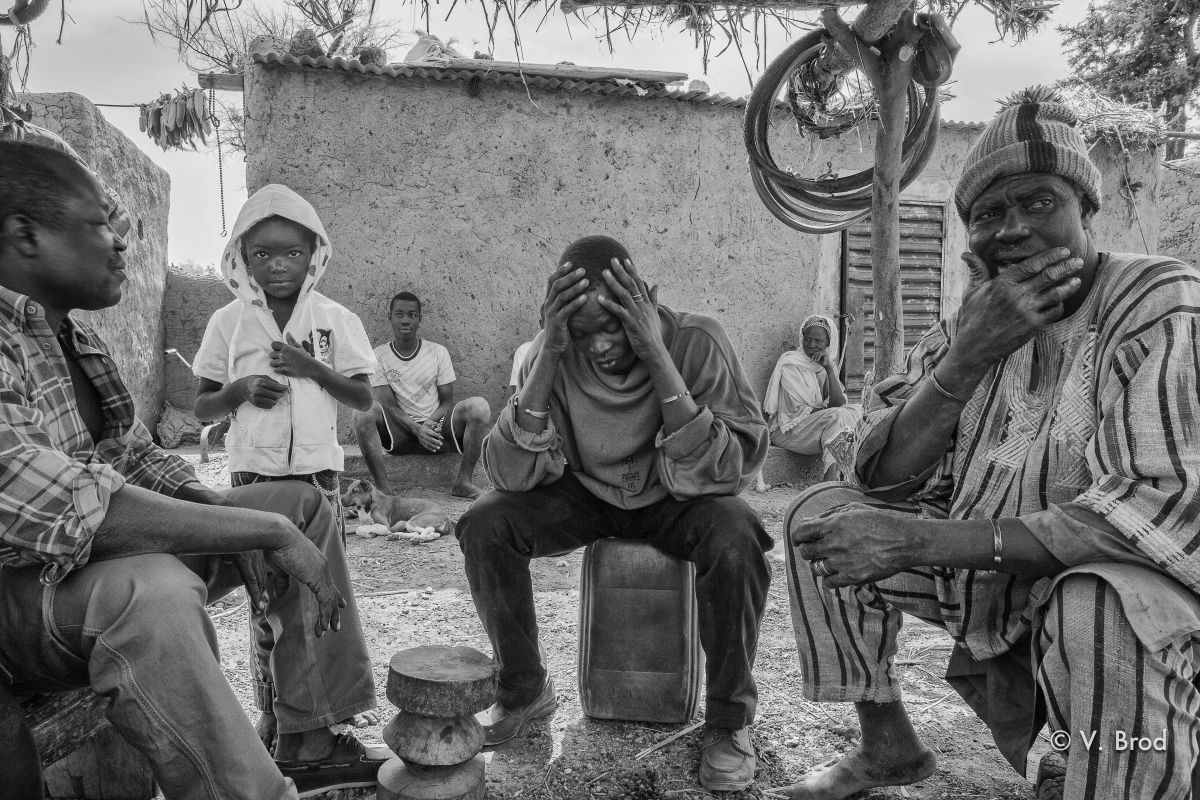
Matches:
[455,471,773,730]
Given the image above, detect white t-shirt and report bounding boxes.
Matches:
[371,340,456,423]
[509,341,534,388]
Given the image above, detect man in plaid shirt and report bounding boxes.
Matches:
[0,142,379,798]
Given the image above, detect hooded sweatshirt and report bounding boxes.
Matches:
[193,184,376,475]
[485,305,768,508]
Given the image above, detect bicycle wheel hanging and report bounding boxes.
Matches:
[744,15,954,234]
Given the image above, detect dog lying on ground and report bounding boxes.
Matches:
[339,479,451,542]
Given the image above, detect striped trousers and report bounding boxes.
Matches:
[785,483,1200,799]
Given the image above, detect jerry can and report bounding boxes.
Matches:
[577,538,704,723]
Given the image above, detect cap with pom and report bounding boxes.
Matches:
[954,86,1101,222]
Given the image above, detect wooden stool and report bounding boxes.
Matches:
[378,645,498,800]
[1,685,156,800]
[577,538,704,723]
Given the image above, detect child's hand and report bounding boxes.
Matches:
[238,375,289,409]
[270,334,320,380]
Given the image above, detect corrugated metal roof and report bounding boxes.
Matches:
[250,50,987,129]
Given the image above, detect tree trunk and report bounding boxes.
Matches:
[869,31,919,381]
[820,3,923,384]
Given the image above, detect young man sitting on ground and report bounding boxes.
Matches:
[354,292,491,499]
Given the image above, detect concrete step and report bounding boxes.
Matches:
[341,445,491,494]
[341,444,822,494]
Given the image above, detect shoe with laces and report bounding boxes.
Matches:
[275,732,389,797]
[474,676,557,746]
[698,725,756,792]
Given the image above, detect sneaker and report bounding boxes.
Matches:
[474,676,557,746]
[698,725,756,792]
[275,732,389,798]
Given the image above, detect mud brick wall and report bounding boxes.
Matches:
[162,63,1158,439]
[1158,158,1200,270]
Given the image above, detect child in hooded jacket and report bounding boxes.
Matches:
[193,183,379,752]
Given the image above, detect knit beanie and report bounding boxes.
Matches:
[954,87,1101,222]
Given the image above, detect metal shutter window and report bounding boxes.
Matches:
[841,202,946,402]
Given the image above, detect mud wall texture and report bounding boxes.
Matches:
[225,63,1157,438]
[1158,159,1200,270]
[20,92,172,431]
[162,265,228,411]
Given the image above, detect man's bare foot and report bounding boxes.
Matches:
[764,745,937,800]
[451,481,484,499]
[342,709,382,727]
[256,710,278,753]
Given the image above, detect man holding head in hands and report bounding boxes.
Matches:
[456,235,772,792]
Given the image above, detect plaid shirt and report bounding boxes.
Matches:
[0,286,199,584]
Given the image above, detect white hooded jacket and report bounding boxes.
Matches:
[193,185,376,475]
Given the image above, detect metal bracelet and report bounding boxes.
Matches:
[990,518,1003,566]
[522,407,551,420]
[929,370,971,404]
[660,390,691,406]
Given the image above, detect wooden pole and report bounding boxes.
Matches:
[869,20,921,379]
[822,5,922,381]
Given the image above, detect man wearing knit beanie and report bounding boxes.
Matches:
[776,88,1200,800]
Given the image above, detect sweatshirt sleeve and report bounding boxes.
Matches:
[481,396,566,491]
[654,319,769,499]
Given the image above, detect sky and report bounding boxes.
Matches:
[18,0,1093,267]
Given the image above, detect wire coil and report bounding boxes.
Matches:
[744,27,942,234]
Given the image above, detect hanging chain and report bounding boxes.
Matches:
[209,88,227,237]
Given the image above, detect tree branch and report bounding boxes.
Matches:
[820,8,882,87]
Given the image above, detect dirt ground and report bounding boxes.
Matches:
[179,449,1043,800]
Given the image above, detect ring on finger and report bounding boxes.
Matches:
[812,559,832,578]
[631,293,644,302]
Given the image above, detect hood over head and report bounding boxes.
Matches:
[220,183,332,308]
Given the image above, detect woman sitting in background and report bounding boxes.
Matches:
[756,314,860,488]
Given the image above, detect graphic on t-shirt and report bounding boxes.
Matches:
[622,455,641,491]
[370,340,456,423]
[301,328,333,364]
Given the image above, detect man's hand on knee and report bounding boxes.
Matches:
[792,503,920,588]
[263,532,345,636]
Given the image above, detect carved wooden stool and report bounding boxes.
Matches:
[378,645,498,800]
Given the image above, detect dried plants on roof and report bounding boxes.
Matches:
[407,0,1056,73]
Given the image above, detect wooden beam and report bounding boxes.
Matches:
[409,59,688,85]
[198,72,245,92]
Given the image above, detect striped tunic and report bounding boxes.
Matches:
[855,252,1200,660]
